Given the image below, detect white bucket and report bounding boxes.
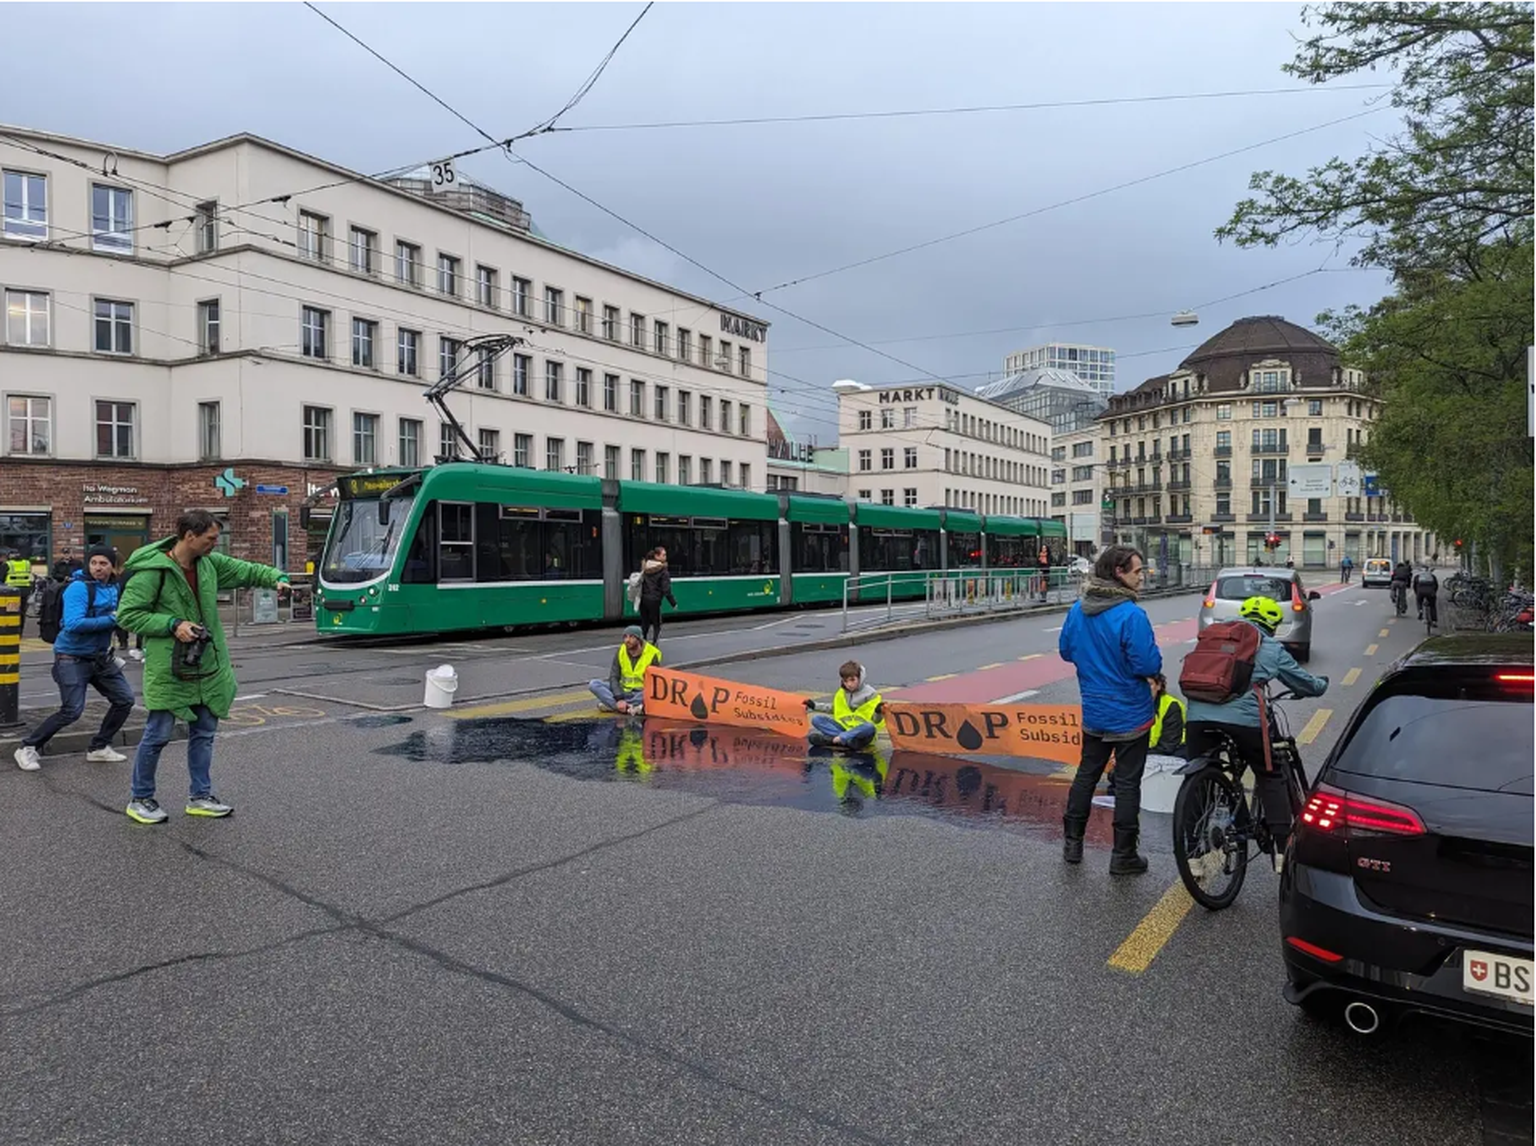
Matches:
[1140,755,1185,815]
[423,664,458,709]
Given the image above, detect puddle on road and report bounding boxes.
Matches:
[349,714,415,729]
[374,717,1125,843]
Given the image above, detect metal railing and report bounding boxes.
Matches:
[840,568,1073,633]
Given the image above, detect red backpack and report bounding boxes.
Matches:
[1179,621,1263,704]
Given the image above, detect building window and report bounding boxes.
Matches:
[545,360,563,403]
[880,448,894,470]
[437,254,460,297]
[858,449,871,472]
[602,305,619,340]
[699,394,713,431]
[720,399,731,433]
[7,395,51,455]
[654,320,669,357]
[94,299,134,355]
[720,460,732,486]
[196,299,219,355]
[700,458,713,484]
[438,423,456,461]
[510,277,531,316]
[546,437,565,472]
[1216,430,1231,450]
[191,400,220,461]
[902,406,917,429]
[631,379,645,416]
[513,354,530,396]
[352,319,377,369]
[677,328,691,362]
[1308,399,1323,416]
[576,368,592,408]
[880,489,895,506]
[297,305,330,360]
[478,429,500,461]
[1307,427,1324,451]
[513,433,532,468]
[398,418,422,467]
[95,400,135,459]
[604,445,619,480]
[477,265,498,308]
[631,448,645,481]
[192,200,218,253]
[296,210,328,262]
[655,385,669,422]
[630,313,645,350]
[1073,465,1093,481]
[677,390,691,426]
[347,227,377,275]
[91,185,133,254]
[880,408,894,429]
[5,290,49,347]
[739,404,750,436]
[1216,493,1231,516]
[904,488,918,507]
[545,287,564,326]
[575,296,593,334]
[398,329,420,376]
[857,489,871,501]
[1052,492,1067,508]
[1073,489,1093,505]
[719,341,731,371]
[353,412,379,464]
[904,446,918,469]
[477,347,496,391]
[603,373,619,412]
[858,409,872,431]
[395,241,422,286]
[678,455,691,485]
[1216,404,1232,421]
[576,441,594,477]
[439,336,462,382]
[739,346,751,378]
[699,334,712,369]
[3,171,47,241]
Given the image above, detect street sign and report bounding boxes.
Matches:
[1335,461,1362,499]
[428,158,457,192]
[1363,472,1381,498]
[1287,462,1333,499]
[255,484,289,496]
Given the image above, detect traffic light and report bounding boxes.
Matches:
[1454,538,1464,550]
[1264,532,1281,551]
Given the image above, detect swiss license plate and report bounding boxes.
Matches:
[1463,950,1535,1006]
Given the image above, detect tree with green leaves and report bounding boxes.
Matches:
[1219,3,1533,582]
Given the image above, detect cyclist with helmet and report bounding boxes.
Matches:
[1183,596,1329,870]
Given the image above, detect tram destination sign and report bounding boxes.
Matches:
[338,473,408,499]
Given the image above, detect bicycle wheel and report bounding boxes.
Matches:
[1172,767,1250,911]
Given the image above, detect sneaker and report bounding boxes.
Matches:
[1273,852,1286,875]
[13,745,41,771]
[127,648,145,662]
[185,794,234,818]
[125,798,168,825]
[86,747,127,763]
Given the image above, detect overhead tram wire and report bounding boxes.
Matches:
[525,2,655,137]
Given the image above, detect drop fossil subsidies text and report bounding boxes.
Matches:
[643,666,811,737]
[883,703,1083,765]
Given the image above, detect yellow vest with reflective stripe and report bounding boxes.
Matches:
[832,688,884,732]
[1150,692,1185,748]
[4,559,30,588]
[617,641,661,692]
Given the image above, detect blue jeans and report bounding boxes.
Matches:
[810,713,876,750]
[24,654,135,752]
[131,707,219,801]
[590,681,644,711]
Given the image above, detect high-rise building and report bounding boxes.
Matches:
[1002,344,1115,395]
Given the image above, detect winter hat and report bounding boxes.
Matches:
[623,625,645,639]
[86,544,117,564]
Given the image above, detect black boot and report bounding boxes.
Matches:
[1062,817,1085,865]
[1109,827,1148,876]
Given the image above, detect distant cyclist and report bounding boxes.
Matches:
[1413,565,1440,628]
[1183,596,1328,872]
[1389,560,1412,614]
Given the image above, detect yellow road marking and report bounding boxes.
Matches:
[978,662,1005,671]
[1365,643,1379,656]
[1107,882,1193,974]
[545,708,607,723]
[1297,708,1333,746]
[925,673,958,681]
[1379,628,1389,637]
[447,688,597,720]
[1341,667,1362,687]
[1388,618,1398,626]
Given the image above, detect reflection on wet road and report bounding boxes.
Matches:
[376,716,1134,848]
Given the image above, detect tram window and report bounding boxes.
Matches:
[624,514,777,577]
[790,523,848,573]
[857,527,938,572]
[401,505,436,583]
[728,521,776,575]
[947,530,982,569]
[439,502,475,581]
[987,535,1030,568]
[477,504,602,581]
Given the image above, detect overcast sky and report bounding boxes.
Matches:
[5,3,1400,440]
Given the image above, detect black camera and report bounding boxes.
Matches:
[173,624,214,679]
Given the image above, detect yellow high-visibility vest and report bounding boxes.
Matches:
[1150,692,1186,748]
[617,641,661,692]
[832,689,884,732]
[5,559,31,588]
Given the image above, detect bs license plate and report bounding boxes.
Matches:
[1463,950,1534,1006]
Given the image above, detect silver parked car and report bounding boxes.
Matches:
[1197,566,1322,662]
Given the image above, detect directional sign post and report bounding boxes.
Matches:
[254,484,289,496]
[1287,462,1333,499]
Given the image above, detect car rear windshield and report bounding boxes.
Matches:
[1365,560,1390,572]
[1331,684,1535,791]
[1216,575,1293,602]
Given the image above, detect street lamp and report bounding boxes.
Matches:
[1171,310,1199,328]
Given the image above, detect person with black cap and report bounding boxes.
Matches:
[589,625,660,715]
[13,544,136,772]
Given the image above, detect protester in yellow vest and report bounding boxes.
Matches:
[4,549,34,638]
[1102,674,1186,792]
[589,625,660,715]
[803,660,884,750]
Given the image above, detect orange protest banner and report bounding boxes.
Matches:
[884,702,1082,764]
[643,666,810,737]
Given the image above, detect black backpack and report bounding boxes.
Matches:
[37,579,98,645]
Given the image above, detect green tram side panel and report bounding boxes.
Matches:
[1040,518,1068,540]
[984,516,1042,537]
[430,462,604,509]
[854,503,943,531]
[617,481,779,521]
[785,495,851,525]
[790,571,850,604]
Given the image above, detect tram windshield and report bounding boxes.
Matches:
[321,495,417,584]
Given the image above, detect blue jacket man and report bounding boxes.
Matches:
[14,545,136,772]
[1058,545,1162,874]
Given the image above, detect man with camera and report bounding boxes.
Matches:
[116,510,289,824]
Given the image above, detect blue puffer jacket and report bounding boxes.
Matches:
[1059,579,1163,735]
[1185,622,1328,728]
[54,572,119,657]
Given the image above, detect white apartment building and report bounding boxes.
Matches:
[1002,343,1116,396]
[0,125,770,567]
[1049,424,1105,557]
[834,380,1051,516]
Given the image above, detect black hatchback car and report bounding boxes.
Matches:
[1279,633,1534,1036]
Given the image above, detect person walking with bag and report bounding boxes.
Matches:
[1058,545,1162,874]
[636,547,677,646]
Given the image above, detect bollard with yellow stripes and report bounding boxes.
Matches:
[0,586,20,729]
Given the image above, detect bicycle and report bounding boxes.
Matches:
[1390,581,1408,616]
[1171,687,1310,911]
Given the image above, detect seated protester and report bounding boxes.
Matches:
[804,661,885,750]
[589,625,659,715]
[1103,672,1186,791]
[1184,596,1328,872]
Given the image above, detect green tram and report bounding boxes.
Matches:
[312,463,1068,637]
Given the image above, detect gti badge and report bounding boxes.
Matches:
[1356,856,1391,873]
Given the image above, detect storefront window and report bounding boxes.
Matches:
[0,512,50,563]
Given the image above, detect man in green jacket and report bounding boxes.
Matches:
[116,509,289,824]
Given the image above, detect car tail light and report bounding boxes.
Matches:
[1299,784,1426,837]
[1203,579,1218,609]
[1495,672,1534,684]
[1285,936,1344,964]
[1516,610,1533,625]
[1291,583,1306,612]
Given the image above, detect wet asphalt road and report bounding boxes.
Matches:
[1,581,1528,1144]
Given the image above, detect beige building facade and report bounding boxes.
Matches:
[1049,423,1105,557]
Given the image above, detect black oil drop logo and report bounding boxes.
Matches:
[956,720,984,751]
[690,694,710,720]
